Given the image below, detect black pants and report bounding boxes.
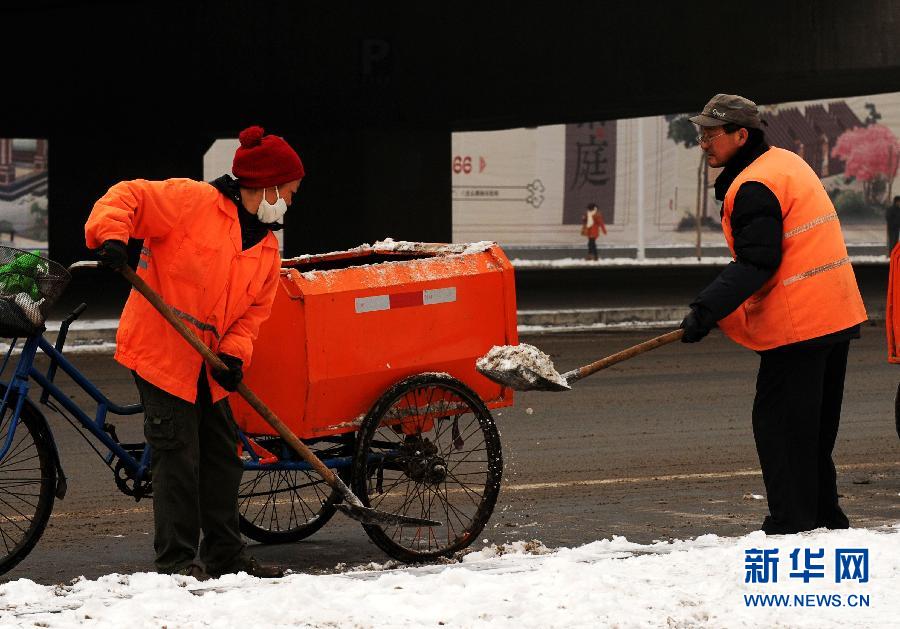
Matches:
[134,370,247,574]
[587,238,598,258]
[752,340,851,534]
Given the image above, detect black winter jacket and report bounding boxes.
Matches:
[690,140,781,328]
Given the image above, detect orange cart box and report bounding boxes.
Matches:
[230,241,518,439]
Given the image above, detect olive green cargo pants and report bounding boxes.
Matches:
[134,370,247,575]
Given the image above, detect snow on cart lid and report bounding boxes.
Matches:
[281,239,497,267]
[280,240,504,286]
[372,239,497,255]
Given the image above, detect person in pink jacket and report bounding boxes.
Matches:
[85,126,303,580]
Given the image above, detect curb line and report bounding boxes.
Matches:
[32,305,889,348]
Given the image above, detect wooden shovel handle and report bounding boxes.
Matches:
[563,328,684,385]
[119,266,361,505]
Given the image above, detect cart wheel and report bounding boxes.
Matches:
[352,373,502,561]
[0,396,57,575]
[238,437,345,543]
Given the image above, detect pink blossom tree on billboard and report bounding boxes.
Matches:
[831,124,900,205]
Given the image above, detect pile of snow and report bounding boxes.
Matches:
[0,527,896,627]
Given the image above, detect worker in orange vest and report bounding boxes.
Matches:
[679,94,867,535]
[85,126,304,579]
[883,243,900,439]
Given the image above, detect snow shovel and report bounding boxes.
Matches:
[477,329,684,392]
[118,265,441,528]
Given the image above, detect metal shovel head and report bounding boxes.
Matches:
[335,503,443,528]
[477,364,571,392]
[475,344,571,392]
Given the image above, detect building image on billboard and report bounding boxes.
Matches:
[452,91,900,254]
[0,138,48,252]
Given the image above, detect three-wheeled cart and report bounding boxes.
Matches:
[0,241,517,575]
[230,240,519,561]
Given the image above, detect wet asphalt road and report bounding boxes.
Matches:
[3,325,899,584]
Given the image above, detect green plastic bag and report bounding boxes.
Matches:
[0,251,49,301]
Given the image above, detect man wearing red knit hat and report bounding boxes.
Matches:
[84,126,304,580]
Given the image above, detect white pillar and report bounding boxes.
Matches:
[636,117,645,261]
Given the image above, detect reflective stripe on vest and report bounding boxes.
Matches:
[173,307,221,339]
[717,147,866,350]
[138,246,151,270]
[782,256,850,287]
[783,212,839,240]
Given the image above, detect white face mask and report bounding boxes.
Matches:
[256,186,288,224]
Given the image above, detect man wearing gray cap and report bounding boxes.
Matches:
[680,94,867,535]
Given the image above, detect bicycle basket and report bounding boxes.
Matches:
[0,246,71,337]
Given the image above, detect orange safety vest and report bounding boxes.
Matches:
[886,244,900,363]
[85,178,281,403]
[717,147,866,351]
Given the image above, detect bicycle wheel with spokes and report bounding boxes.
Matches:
[0,395,57,574]
[238,436,345,543]
[352,373,503,562]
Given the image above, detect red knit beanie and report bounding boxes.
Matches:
[232,126,305,188]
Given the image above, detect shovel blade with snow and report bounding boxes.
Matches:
[477,329,684,392]
[476,343,571,392]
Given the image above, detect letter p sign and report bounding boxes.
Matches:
[361,38,392,79]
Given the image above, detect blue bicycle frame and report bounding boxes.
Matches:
[0,334,149,485]
[0,323,357,496]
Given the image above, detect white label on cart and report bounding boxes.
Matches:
[355,295,391,313]
[423,287,457,305]
[356,287,457,313]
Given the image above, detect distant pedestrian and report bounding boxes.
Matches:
[887,196,900,255]
[581,203,607,261]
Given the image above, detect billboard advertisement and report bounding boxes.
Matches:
[0,138,48,252]
[452,91,900,254]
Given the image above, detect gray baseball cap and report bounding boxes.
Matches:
[690,94,763,129]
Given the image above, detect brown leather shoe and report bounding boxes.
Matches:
[212,555,284,579]
[174,563,211,581]
[244,556,284,578]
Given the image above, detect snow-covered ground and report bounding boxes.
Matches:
[510,254,890,269]
[517,319,683,334]
[1,526,897,628]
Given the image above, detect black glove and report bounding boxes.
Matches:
[680,308,712,343]
[211,353,243,391]
[94,240,128,270]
